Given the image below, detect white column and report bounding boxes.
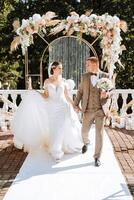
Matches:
[131,92,134,114]
[111,93,119,112]
[120,93,128,116]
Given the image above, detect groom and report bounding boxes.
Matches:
[74,57,110,167]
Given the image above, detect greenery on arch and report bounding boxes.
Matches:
[0,0,133,89]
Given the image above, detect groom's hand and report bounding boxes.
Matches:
[100,91,109,99]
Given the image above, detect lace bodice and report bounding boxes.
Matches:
[47,81,66,101]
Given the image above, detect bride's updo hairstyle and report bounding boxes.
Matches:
[50,61,62,75]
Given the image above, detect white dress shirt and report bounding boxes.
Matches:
[91,72,99,87]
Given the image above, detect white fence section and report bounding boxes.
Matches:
[0,89,134,131]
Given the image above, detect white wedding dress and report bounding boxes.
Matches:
[11,79,82,160]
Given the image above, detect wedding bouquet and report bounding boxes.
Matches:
[97,78,113,92]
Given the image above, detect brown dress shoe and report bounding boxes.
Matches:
[94,158,101,167]
[82,145,88,154]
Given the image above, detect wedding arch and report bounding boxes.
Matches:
[11,11,127,88]
[39,36,98,88]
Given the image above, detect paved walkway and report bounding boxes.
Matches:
[0,131,27,200]
[106,127,134,198]
[0,127,133,200]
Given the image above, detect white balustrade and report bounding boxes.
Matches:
[111,89,134,114]
[0,89,134,131]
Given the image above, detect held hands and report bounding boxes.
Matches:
[74,106,82,113]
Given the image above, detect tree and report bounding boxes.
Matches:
[81,0,134,88]
[0,0,133,89]
[0,0,22,89]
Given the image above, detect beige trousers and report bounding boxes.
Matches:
[81,110,105,159]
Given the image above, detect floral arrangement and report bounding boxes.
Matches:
[11,11,60,55]
[97,77,113,92]
[11,11,127,77]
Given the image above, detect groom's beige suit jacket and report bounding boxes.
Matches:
[74,71,111,115]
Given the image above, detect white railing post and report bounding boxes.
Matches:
[11,93,18,108]
[120,92,128,116]
[111,93,119,112]
[131,93,134,114]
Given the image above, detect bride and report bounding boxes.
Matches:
[11,61,82,162]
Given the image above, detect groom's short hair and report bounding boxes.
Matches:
[86,57,99,63]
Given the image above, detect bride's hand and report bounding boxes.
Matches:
[42,89,49,98]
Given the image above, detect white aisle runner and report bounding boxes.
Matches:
[3,127,132,200]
